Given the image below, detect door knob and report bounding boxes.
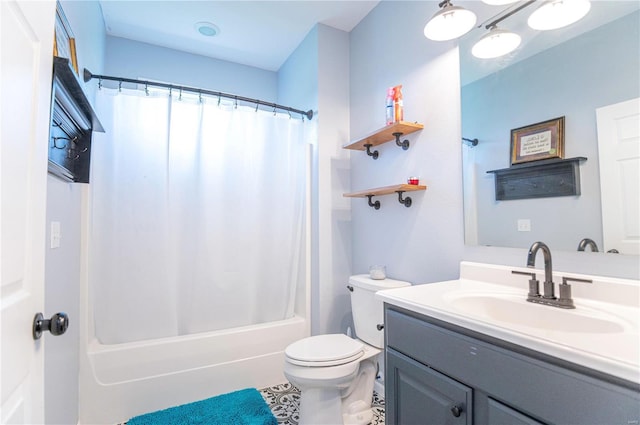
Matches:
[33,312,69,340]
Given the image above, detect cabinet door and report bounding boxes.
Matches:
[387,349,472,425]
[487,398,545,425]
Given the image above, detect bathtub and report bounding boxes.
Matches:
[78,315,308,425]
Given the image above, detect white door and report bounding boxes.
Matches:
[596,98,640,255]
[1,1,56,423]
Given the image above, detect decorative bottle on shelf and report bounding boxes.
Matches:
[385,87,395,125]
[393,84,403,123]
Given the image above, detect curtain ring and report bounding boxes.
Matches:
[118,81,122,92]
[145,83,149,96]
[217,94,221,106]
[179,88,182,101]
[301,112,305,122]
[98,78,102,90]
[168,87,172,98]
[255,102,259,112]
[288,110,292,119]
[273,105,277,116]
[199,91,203,103]
[234,96,238,109]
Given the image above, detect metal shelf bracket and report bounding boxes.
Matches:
[393,132,410,150]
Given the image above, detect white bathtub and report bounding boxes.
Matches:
[78,315,308,425]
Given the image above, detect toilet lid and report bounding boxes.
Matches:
[285,334,364,367]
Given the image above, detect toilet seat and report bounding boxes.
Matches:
[285,334,364,367]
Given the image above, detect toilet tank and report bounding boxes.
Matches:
[349,275,411,348]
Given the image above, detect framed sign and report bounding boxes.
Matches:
[510,116,565,165]
[53,1,79,75]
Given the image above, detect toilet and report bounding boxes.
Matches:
[284,274,411,425]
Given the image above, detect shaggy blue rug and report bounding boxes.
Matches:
[127,388,277,425]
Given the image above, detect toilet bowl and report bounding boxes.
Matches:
[284,334,380,425]
[284,275,411,425]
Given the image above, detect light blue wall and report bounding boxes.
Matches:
[278,26,319,334]
[46,2,106,425]
[278,24,353,336]
[315,24,352,335]
[462,11,640,252]
[104,36,277,101]
[349,1,465,285]
[278,27,318,112]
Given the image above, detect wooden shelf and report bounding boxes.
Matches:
[344,183,427,198]
[344,121,424,151]
[344,184,427,209]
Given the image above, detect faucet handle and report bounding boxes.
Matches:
[557,277,592,309]
[561,277,593,285]
[512,270,540,299]
[512,270,536,279]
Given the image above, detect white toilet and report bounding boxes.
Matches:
[284,274,411,425]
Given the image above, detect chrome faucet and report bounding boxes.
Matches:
[527,241,555,300]
[577,238,599,252]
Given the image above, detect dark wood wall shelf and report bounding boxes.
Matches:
[48,57,104,183]
[487,157,587,201]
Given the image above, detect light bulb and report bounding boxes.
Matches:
[424,3,477,41]
[472,27,521,59]
[528,0,591,31]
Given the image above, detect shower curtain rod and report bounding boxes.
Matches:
[82,68,314,121]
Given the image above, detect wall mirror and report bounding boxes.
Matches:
[459,1,639,254]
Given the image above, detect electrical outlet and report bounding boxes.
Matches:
[517,219,531,232]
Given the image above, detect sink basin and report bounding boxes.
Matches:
[446,292,628,334]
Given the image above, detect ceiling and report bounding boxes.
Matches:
[99,0,380,72]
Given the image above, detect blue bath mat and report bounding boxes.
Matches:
[127,388,277,425]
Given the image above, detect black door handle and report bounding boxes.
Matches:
[33,312,69,339]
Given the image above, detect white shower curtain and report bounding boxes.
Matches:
[90,88,309,344]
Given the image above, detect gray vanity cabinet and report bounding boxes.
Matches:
[384,305,640,425]
[387,349,472,424]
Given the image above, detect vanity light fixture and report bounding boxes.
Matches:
[424,0,477,41]
[472,26,522,58]
[528,0,592,31]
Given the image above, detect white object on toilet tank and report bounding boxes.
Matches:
[349,275,411,348]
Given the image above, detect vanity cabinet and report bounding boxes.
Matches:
[384,306,640,425]
[387,349,472,424]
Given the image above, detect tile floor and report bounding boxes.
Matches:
[118,382,385,425]
[259,382,385,425]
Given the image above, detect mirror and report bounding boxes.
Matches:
[460,1,639,254]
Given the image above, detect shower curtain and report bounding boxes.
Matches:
[90,88,309,344]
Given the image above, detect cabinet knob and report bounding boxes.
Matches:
[450,404,463,418]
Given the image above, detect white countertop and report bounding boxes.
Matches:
[376,262,640,384]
